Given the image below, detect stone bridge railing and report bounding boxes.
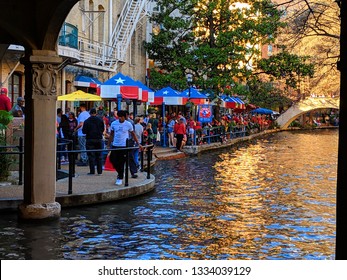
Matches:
[276,97,340,129]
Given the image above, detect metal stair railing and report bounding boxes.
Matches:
[107,0,148,69]
[66,0,150,72]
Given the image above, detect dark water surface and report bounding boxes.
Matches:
[0,130,337,260]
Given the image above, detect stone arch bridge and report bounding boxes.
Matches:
[276,97,340,129]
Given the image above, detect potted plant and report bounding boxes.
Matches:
[0,111,14,181]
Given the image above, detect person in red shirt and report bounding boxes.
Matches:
[0,87,11,112]
[174,117,186,152]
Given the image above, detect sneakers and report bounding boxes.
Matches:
[131,174,138,178]
[115,179,123,185]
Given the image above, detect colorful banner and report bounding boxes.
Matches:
[198,104,213,123]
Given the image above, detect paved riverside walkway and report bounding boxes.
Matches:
[0,146,187,211]
[0,129,279,211]
[0,164,156,211]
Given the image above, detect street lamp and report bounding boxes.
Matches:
[186,73,193,99]
[186,73,193,119]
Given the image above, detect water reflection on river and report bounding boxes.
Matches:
[0,130,337,260]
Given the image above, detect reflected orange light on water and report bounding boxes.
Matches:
[168,131,337,259]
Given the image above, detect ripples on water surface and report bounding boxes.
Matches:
[0,130,337,260]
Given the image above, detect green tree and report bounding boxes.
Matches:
[256,50,315,88]
[247,78,292,109]
[145,0,285,93]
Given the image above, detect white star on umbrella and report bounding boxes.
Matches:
[163,90,169,95]
[115,77,125,84]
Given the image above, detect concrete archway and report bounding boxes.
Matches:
[276,97,339,129]
[0,0,79,220]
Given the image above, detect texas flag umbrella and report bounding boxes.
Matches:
[233,96,246,109]
[100,72,140,99]
[134,80,155,103]
[221,95,245,109]
[74,75,102,88]
[182,87,209,105]
[150,87,184,105]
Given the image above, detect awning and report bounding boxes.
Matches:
[150,87,184,105]
[233,97,246,109]
[135,80,154,102]
[181,87,209,105]
[74,75,102,88]
[100,72,140,99]
[221,95,245,109]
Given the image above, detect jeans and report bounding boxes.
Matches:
[86,139,103,174]
[128,140,138,175]
[133,146,140,168]
[78,135,88,162]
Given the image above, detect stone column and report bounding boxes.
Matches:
[18,50,63,220]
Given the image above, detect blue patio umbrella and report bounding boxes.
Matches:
[150,87,183,105]
[150,86,183,147]
[250,107,276,115]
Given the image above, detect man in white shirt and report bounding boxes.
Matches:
[74,104,90,165]
[108,110,142,186]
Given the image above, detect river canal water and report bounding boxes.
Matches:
[0,129,337,260]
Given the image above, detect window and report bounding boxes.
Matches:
[8,72,22,106]
[98,5,105,44]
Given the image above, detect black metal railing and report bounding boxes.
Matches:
[1,138,153,195]
[56,143,154,195]
[159,125,247,146]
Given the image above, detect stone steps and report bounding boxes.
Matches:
[153,147,186,160]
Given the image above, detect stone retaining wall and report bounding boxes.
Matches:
[183,129,279,155]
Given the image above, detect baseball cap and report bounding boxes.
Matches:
[17,97,24,102]
[1,87,8,94]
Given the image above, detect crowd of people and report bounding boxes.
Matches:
[154,110,276,148]
[56,104,147,186]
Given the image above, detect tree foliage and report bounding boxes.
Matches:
[0,110,14,181]
[247,78,292,108]
[256,50,314,88]
[145,0,286,93]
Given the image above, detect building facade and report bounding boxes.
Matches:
[0,0,151,113]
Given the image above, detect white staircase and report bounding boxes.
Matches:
[74,0,149,72]
[107,0,149,65]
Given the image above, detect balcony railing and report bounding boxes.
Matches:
[58,22,78,49]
